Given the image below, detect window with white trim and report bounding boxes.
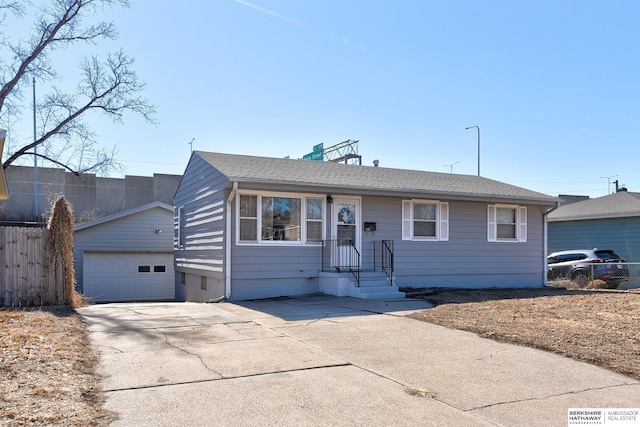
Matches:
[237,192,324,244]
[487,204,527,242]
[402,200,449,241]
[239,195,258,241]
[261,196,301,241]
[306,198,324,242]
[177,206,186,247]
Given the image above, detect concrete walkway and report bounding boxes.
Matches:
[78,296,640,426]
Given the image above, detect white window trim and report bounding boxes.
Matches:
[177,206,186,248]
[487,204,527,243]
[236,191,326,245]
[402,199,449,241]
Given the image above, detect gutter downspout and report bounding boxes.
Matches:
[542,202,561,287]
[225,182,239,300]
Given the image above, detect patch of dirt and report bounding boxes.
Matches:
[0,306,117,426]
[406,287,640,380]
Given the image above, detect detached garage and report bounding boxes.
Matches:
[74,202,175,302]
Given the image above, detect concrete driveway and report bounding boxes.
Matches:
[78,296,640,426]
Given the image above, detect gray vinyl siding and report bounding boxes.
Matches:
[548,217,640,262]
[227,196,322,301]
[175,151,552,301]
[362,196,546,288]
[225,194,547,300]
[174,155,229,301]
[73,207,174,292]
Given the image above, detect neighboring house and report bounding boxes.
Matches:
[548,190,640,261]
[174,151,559,302]
[74,201,175,302]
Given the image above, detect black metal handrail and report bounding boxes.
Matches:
[322,239,361,286]
[373,240,394,284]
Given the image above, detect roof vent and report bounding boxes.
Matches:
[373,159,379,167]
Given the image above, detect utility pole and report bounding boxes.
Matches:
[465,125,480,176]
[600,175,617,194]
[33,77,38,220]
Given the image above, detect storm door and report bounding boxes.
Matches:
[331,198,361,269]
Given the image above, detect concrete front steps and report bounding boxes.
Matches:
[319,270,405,300]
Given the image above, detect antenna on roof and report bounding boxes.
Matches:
[615,180,628,192]
[188,138,195,152]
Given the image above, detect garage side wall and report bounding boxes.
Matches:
[73,207,174,292]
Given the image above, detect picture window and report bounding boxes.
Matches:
[238,193,324,244]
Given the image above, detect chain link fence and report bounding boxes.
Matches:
[547,262,640,290]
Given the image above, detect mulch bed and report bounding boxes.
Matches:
[407,287,640,380]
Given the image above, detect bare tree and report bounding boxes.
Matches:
[0,0,155,175]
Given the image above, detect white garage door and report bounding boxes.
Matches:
[83,252,175,302]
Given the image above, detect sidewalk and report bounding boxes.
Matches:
[78,296,640,426]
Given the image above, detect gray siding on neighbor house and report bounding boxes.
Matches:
[74,207,174,292]
[173,155,229,301]
[548,217,640,262]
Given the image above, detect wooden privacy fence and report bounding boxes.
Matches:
[0,226,66,307]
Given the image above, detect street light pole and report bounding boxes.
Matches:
[465,125,480,176]
[444,162,459,173]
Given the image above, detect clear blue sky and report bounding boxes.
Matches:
[5,1,640,198]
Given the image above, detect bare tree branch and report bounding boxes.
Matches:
[0,1,24,25]
[3,50,155,169]
[22,151,80,175]
[0,0,149,175]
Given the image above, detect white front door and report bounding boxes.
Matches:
[332,198,361,268]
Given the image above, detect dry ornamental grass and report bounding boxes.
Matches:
[0,307,116,426]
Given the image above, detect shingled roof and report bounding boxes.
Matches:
[195,151,558,204]
[549,191,640,222]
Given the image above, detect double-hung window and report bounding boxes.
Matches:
[239,195,259,241]
[306,198,324,242]
[402,200,449,241]
[487,204,527,242]
[176,206,186,247]
[238,193,324,244]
